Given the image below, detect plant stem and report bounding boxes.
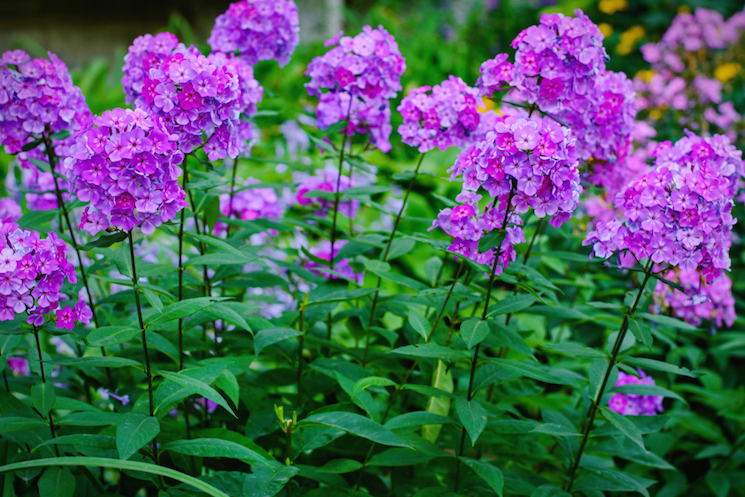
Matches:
[329,99,354,271]
[297,299,306,405]
[128,231,159,467]
[32,326,59,457]
[363,153,426,366]
[177,159,189,372]
[226,158,239,239]
[564,259,654,493]
[504,217,544,326]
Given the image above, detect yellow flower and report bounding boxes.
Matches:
[617,25,645,55]
[636,69,656,83]
[678,5,691,14]
[715,63,742,83]
[599,0,627,15]
[598,23,614,38]
[649,108,662,120]
[479,97,496,113]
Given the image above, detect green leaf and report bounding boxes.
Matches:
[185,253,257,266]
[50,129,70,140]
[454,397,487,445]
[141,287,163,312]
[145,297,226,326]
[706,471,730,497]
[80,232,128,250]
[204,303,252,333]
[407,309,430,341]
[186,233,245,257]
[614,384,687,404]
[21,138,42,152]
[531,423,582,437]
[460,457,503,496]
[85,326,140,347]
[116,413,160,460]
[486,294,537,317]
[38,467,76,497]
[384,412,457,430]
[31,383,56,417]
[0,457,230,497]
[316,459,363,474]
[579,467,651,497]
[543,343,606,358]
[299,412,410,448]
[0,416,47,432]
[47,356,141,369]
[386,238,416,260]
[18,210,57,230]
[623,357,699,377]
[423,360,454,444]
[488,358,584,387]
[523,305,590,320]
[460,318,490,349]
[351,376,397,399]
[307,288,378,306]
[478,231,506,253]
[34,435,116,451]
[628,318,653,347]
[368,448,433,467]
[636,312,699,330]
[599,406,646,451]
[162,438,269,465]
[55,412,121,426]
[391,344,468,362]
[243,465,298,497]
[157,370,236,417]
[253,327,302,356]
[213,369,240,407]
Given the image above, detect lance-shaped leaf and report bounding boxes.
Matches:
[455,396,487,445]
[157,370,236,417]
[253,327,302,356]
[407,309,430,341]
[116,413,160,460]
[599,406,646,451]
[298,412,409,448]
[460,318,490,349]
[460,457,504,496]
[161,438,270,466]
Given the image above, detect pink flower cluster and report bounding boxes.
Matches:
[122,33,263,160]
[304,240,364,285]
[584,132,744,283]
[6,356,29,376]
[653,269,735,330]
[0,198,21,221]
[430,114,580,274]
[609,369,664,416]
[305,26,406,153]
[214,178,283,236]
[0,219,91,329]
[397,76,482,152]
[64,108,188,235]
[208,0,300,67]
[295,168,358,218]
[0,50,91,155]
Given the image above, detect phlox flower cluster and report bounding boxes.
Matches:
[295,168,358,218]
[0,198,21,221]
[397,76,481,152]
[213,178,284,236]
[0,219,91,329]
[208,0,300,67]
[305,26,406,153]
[0,50,91,156]
[653,269,735,330]
[122,34,263,160]
[64,108,188,235]
[5,356,29,376]
[609,369,664,416]
[430,114,580,273]
[584,132,744,283]
[304,240,364,285]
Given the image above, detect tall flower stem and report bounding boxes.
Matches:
[32,326,59,457]
[454,181,516,492]
[128,231,159,467]
[363,152,426,365]
[504,217,544,326]
[564,259,654,493]
[328,99,355,271]
[355,263,465,490]
[226,158,239,239]
[296,297,306,405]
[177,159,189,371]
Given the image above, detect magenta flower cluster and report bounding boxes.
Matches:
[295,168,358,219]
[0,198,21,222]
[609,369,664,416]
[584,132,743,283]
[305,26,406,153]
[64,108,188,235]
[214,178,284,236]
[208,0,300,67]
[122,34,263,160]
[304,240,364,285]
[653,269,736,330]
[397,76,482,153]
[0,219,91,329]
[430,114,580,274]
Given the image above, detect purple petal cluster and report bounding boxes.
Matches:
[6,356,30,376]
[304,240,364,285]
[123,34,263,160]
[653,269,735,330]
[609,369,664,416]
[476,53,515,99]
[295,168,358,218]
[305,26,406,153]
[208,0,300,67]
[0,197,21,222]
[584,132,744,282]
[0,219,91,329]
[64,108,188,235]
[430,114,580,274]
[0,50,91,155]
[397,76,482,153]
[214,178,284,236]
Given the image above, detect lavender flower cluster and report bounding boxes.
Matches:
[64,108,188,235]
[208,0,300,67]
[609,369,664,416]
[653,269,736,330]
[305,26,406,152]
[397,76,482,153]
[214,178,284,237]
[430,114,580,274]
[295,168,358,219]
[0,219,91,329]
[304,240,364,285]
[584,132,744,282]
